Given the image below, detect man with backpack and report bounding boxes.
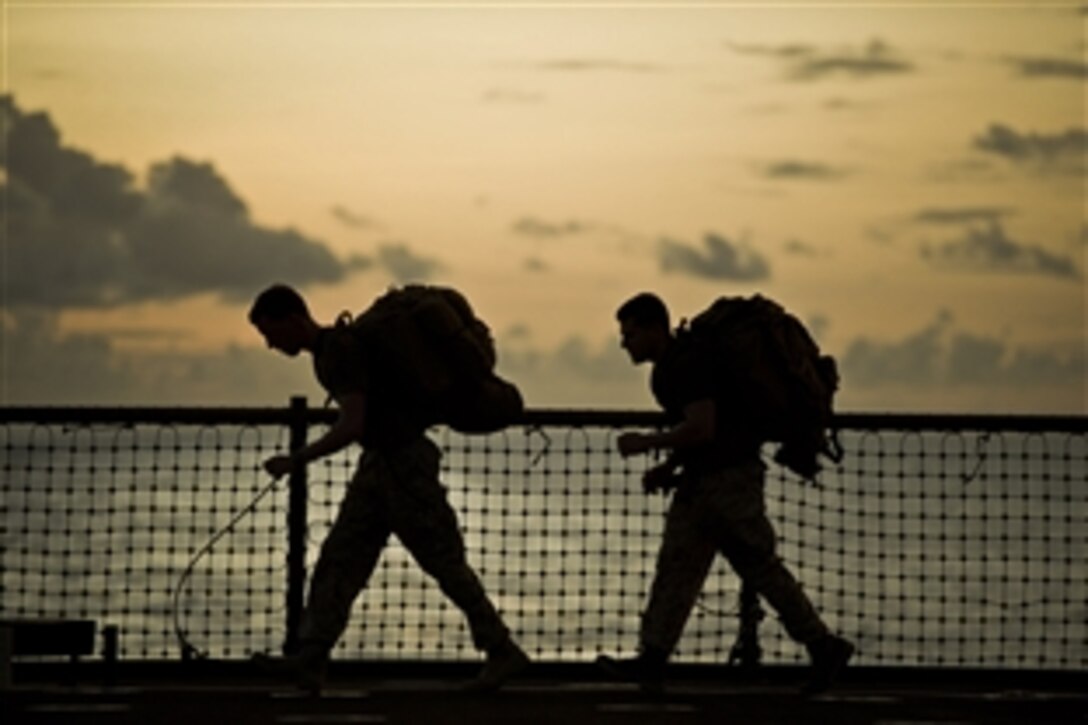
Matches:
[248,283,529,693]
[597,292,853,695]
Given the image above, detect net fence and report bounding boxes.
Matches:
[2,405,1085,669]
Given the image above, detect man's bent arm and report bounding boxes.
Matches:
[626,399,715,455]
[292,392,366,466]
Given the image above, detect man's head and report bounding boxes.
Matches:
[249,284,318,357]
[616,292,672,365]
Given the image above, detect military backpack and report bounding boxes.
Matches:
[340,284,523,434]
[680,295,843,480]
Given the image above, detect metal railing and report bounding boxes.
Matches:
[2,402,1084,670]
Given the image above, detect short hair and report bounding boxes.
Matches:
[248,284,309,324]
[616,292,670,330]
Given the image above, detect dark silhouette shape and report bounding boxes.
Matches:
[596,292,853,695]
[248,283,528,693]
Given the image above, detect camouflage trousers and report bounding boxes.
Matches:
[298,436,510,656]
[640,459,829,655]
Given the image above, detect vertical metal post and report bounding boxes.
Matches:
[284,396,309,655]
[101,625,118,686]
[728,582,764,670]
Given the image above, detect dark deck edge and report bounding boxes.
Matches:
[10,660,1088,692]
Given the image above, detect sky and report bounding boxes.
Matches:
[2,1,1085,414]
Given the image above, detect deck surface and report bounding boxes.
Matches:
[4,667,1086,724]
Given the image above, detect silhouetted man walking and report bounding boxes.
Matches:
[598,292,853,695]
[249,284,528,692]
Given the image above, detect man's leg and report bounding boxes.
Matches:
[298,459,392,652]
[639,494,718,656]
[598,492,717,691]
[718,513,828,643]
[387,438,527,690]
[718,511,853,694]
[256,455,391,691]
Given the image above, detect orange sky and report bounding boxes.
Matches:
[3,2,1085,412]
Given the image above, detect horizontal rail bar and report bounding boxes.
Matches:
[1,406,1086,432]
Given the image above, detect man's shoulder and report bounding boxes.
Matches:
[317,324,365,359]
[314,325,368,393]
[657,337,713,378]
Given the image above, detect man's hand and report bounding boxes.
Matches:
[263,454,296,480]
[642,464,679,495]
[617,432,653,457]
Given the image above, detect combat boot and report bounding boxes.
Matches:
[251,647,328,695]
[465,639,530,692]
[595,646,667,694]
[802,634,854,696]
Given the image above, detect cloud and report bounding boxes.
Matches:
[375,243,443,283]
[760,160,848,180]
[924,157,1003,184]
[840,311,1085,391]
[973,123,1088,174]
[840,310,952,386]
[1005,55,1088,80]
[945,331,1008,384]
[2,99,143,224]
[1,95,360,309]
[523,257,550,273]
[658,232,771,281]
[729,42,815,58]
[6,309,1083,412]
[911,206,1015,225]
[122,199,370,303]
[148,156,247,217]
[497,331,646,407]
[821,97,878,112]
[730,39,914,81]
[1,310,321,405]
[783,239,825,257]
[331,205,382,230]
[3,313,647,407]
[794,41,913,80]
[921,222,1081,281]
[512,216,588,238]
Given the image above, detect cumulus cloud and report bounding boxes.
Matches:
[783,239,825,257]
[512,216,588,238]
[658,232,771,281]
[375,243,443,283]
[6,310,1083,411]
[2,311,320,405]
[1005,55,1088,80]
[523,257,550,273]
[912,206,1014,225]
[840,312,1085,391]
[729,42,815,59]
[148,157,246,217]
[331,205,382,230]
[1,95,361,309]
[760,160,848,180]
[921,222,1081,281]
[730,39,914,81]
[973,123,1088,174]
[822,97,877,112]
[924,157,1003,184]
[497,331,646,408]
[840,311,952,386]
